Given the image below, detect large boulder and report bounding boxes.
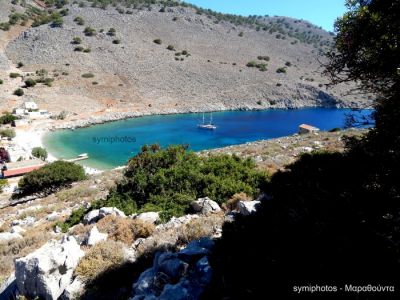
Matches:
[130,238,214,300]
[136,212,160,224]
[83,207,126,224]
[15,236,84,300]
[191,197,221,214]
[0,232,22,242]
[238,200,261,216]
[86,226,108,246]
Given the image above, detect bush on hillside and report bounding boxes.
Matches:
[84,26,96,36]
[101,145,267,221]
[82,73,95,78]
[31,147,48,160]
[276,67,287,73]
[74,16,85,25]
[0,114,16,125]
[14,88,24,96]
[0,129,16,139]
[24,78,36,88]
[9,73,20,78]
[72,36,82,44]
[153,39,162,45]
[18,161,86,195]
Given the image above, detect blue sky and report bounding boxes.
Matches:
[185,0,347,32]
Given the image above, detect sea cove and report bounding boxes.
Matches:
[42,108,371,169]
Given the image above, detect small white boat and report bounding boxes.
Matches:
[198,113,217,130]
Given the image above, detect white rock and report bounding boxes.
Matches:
[0,232,22,242]
[86,226,108,246]
[46,211,60,221]
[83,207,126,224]
[61,278,84,300]
[238,200,261,216]
[83,209,100,224]
[191,197,221,214]
[99,207,126,218]
[12,216,35,226]
[136,212,160,224]
[15,236,84,300]
[11,225,26,234]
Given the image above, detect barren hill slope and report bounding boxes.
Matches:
[1,1,371,119]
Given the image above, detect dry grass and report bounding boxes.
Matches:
[75,240,125,283]
[223,192,251,212]
[56,185,99,202]
[97,215,154,245]
[177,214,224,245]
[0,225,52,284]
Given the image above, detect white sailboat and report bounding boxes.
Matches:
[198,113,217,130]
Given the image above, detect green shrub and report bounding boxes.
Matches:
[153,39,162,45]
[166,45,175,51]
[112,39,120,44]
[72,36,82,44]
[14,88,24,96]
[84,26,96,36]
[107,28,116,36]
[0,179,8,193]
[31,147,48,160]
[58,207,87,232]
[17,62,24,68]
[18,161,86,195]
[276,67,287,74]
[285,61,292,67]
[257,100,263,105]
[0,79,3,84]
[25,78,36,88]
[238,31,244,37]
[0,113,16,124]
[257,56,270,61]
[74,46,84,52]
[82,73,94,78]
[181,50,188,55]
[0,129,16,139]
[246,61,257,68]
[92,81,98,85]
[0,22,11,31]
[83,48,91,53]
[9,73,20,78]
[104,145,267,221]
[74,16,85,25]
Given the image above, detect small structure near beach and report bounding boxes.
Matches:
[299,124,320,134]
[1,159,46,178]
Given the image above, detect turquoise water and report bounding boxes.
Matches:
[42,108,371,169]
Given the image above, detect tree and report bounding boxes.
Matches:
[18,161,86,196]
[31,147,48,160]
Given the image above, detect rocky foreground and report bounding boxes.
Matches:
[0,129,364,299]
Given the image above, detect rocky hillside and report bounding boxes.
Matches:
[0,0,371,119]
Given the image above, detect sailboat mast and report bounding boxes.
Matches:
[202,113,205,124]
[210,113,213,125]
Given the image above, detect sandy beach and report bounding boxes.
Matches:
[12,120,102,175]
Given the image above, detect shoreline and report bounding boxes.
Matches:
[12,105,372,174]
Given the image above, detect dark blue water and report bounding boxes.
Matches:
[42,108,371,169]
